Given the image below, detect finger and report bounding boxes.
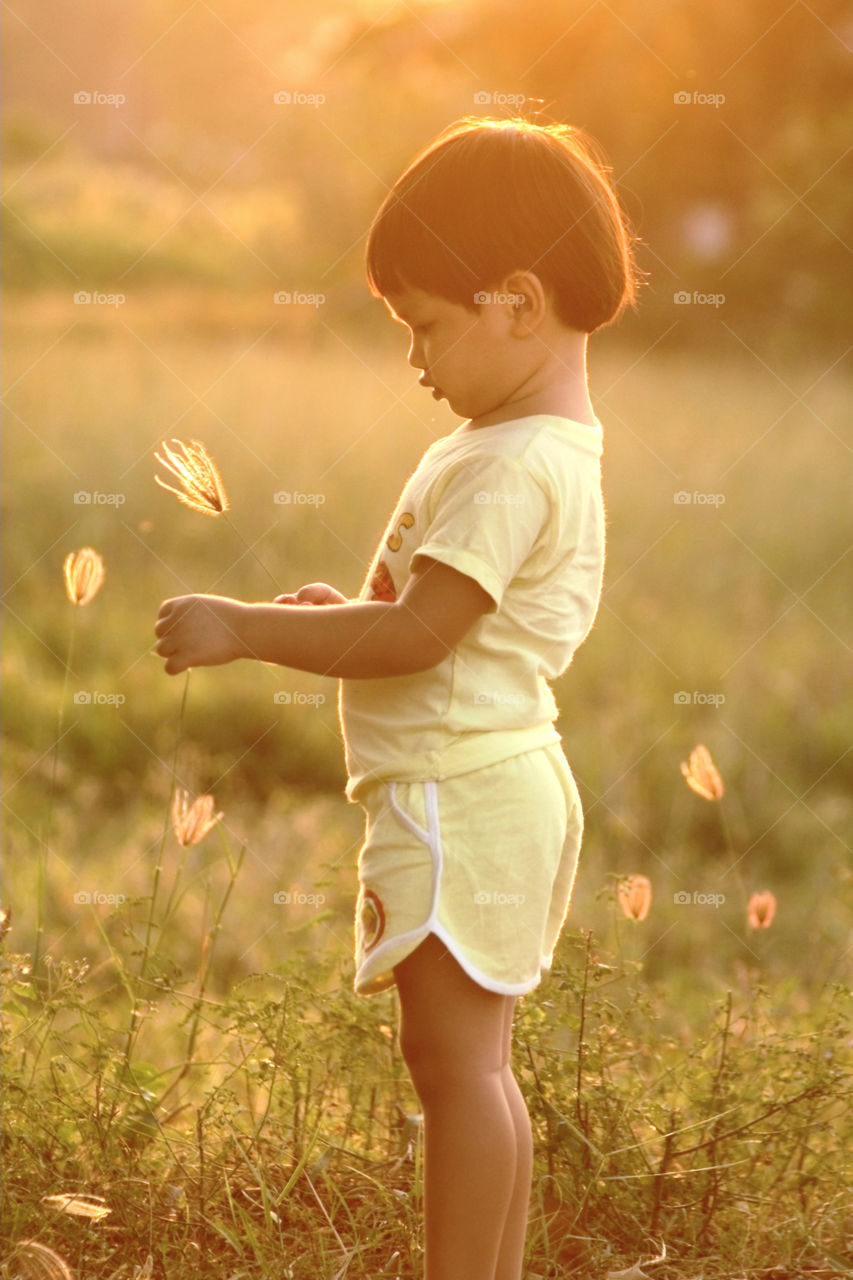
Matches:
[154,614,178,644]
[154,601,178,636]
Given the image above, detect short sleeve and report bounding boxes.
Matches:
[410,454,549,608]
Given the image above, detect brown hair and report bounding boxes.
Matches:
[366,117,641,333]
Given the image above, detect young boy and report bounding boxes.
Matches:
[155,116,638,1280]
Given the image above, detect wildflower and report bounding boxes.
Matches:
[618,874,652,921]
[154,438,229,516]
[680,743,724,801]
[171,789,223,847]
[63,548,105,606]
[747,891,776,930]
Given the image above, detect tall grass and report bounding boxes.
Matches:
[2,881,850,1278]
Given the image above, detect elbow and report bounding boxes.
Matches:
[384,616,453,677]
[414,646,451,675]
[386,642,449,677]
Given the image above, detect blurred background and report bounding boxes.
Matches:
[3,0,853,348]
[2,0,851,995]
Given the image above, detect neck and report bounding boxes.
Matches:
[470,333,595,430]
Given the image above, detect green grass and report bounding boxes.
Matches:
[3,921,850,1279]
[2,298,852,1277]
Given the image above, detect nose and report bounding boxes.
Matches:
[407,336,426,371]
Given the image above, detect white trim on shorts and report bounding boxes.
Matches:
[360,778,545,997]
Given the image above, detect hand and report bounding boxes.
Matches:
[273,582,348,606]
[154,594,247,675]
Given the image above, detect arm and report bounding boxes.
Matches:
[153,558,493,679]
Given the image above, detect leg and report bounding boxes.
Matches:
[494,997,533,1280]
[394,933,519,1280]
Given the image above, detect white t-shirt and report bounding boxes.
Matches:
[339,414,605,801]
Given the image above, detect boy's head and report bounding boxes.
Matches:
[366,116,639,334]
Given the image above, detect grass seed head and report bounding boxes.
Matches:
[154,438,229,516]
[41,1192,112,1221]
[748,890,777,929]
[618,873,653,921]
[6,1239,74,1279]
[63,547,105,606]
[680,743,724,800]
[171,788,224,847]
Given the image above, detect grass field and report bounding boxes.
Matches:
[2,296,851,1278]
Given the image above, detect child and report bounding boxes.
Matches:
[154,116,639,1280]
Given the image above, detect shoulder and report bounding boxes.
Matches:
[414,416,602,513]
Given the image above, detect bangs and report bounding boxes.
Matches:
[366,194,483,306]
[366,121,535,307]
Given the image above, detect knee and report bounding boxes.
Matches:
[399,1023,502,1106]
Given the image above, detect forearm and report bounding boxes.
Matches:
[234,600,442,678]
[155,561,490,678]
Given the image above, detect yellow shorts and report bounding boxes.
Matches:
[353,742,584,997]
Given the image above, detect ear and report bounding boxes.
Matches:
[500,270,548,333]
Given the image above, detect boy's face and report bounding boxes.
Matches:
[384,286,531,424]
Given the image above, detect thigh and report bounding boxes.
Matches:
[395,933,512,1078]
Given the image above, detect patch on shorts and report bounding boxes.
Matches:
[359,889,386,953]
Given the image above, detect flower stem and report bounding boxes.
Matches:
[718,800,747,901]
[34,613,78,983]
[139,669,191,984]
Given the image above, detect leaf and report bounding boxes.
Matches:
[42,1192,112,1220]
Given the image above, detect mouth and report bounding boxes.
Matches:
[420,379,444,401]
